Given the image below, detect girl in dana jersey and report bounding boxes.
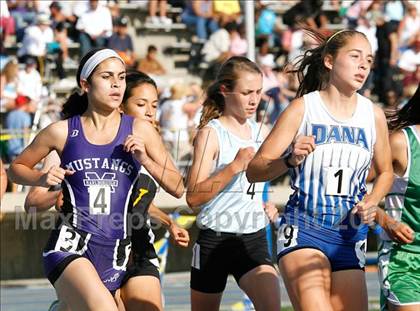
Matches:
[8,48,184,311]
[186,56,281,311]
[376,86,419,311]
[247,29,393,311]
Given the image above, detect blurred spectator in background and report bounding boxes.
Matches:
[106,0,121,20]
[213,0,241,25]
[282,0,323,30]
[0,160,7,200]
[147,0,172,26]
[259,53,284,124]
[185,81,204,124]
[398,32,420,88]
[5,95,31,162]
[384,0,404,31]
[76,0,113,57]
[17,58,42,106]
[356,16,378,55]
[0,59,19,116]
[8,0,37,42]
[107,16,135,67]
[344,0,373,29]
[201,21,237,64]
[184,82,204,140]
[137,45,166,76]
[398,3,420,50]
[375,13,400,104]
[56,1,81,43]
[159,83,192,161]
[0,1,15,46]
[49,1,77,68]
[38,97,62,130]
[366,0,383,23]
[229,23,247,56]
[356,16,378,97]
[256,36,270,63]
[255,1,277,44]
[34,0,54,16]
[17,14,61,79]
[281,22,305,64]
[315,12,333,37]
[181,0,218,41]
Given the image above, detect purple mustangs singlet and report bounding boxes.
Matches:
[60,114,141,240]
[43,114,141,292]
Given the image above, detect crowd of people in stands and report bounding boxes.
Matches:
[0,0,419,191]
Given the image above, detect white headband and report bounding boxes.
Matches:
[79,49,124,82]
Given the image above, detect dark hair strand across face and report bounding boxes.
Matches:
[387,85,420,132]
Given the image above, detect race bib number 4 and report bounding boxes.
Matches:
[325,167,351,196]
[89,186,111,215]
[242,175,264,202]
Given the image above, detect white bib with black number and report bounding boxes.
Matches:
[89,185,111,215]
[54,225,89,254]
[277,224,298,253]
[242,175,265,203]
[325,167,351,196]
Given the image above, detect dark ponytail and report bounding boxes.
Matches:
[387,85,420,132]
[61,91,89,119]
[61,48,108,119]
[288,28,367,98]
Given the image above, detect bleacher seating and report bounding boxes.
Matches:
[1,1,344,100]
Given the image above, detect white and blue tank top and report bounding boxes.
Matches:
[286,91,376,229]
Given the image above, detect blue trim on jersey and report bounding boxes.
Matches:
[317,160,325,223]
[308,158,315,218]
[350,164,360,196]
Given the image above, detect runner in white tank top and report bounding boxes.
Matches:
[186,56,281,311]
[196,118,268,233]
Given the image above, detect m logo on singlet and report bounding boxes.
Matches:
[312,124,369,150]
[83,172,119,193]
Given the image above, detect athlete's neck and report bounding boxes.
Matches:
[320,86,358,120]
[219,115,251,140]
[83,109,121,131]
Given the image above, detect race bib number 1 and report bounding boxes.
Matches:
[325,167,351,196]
[89,186,111,215]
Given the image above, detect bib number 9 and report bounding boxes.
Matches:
[277,224,298,252]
